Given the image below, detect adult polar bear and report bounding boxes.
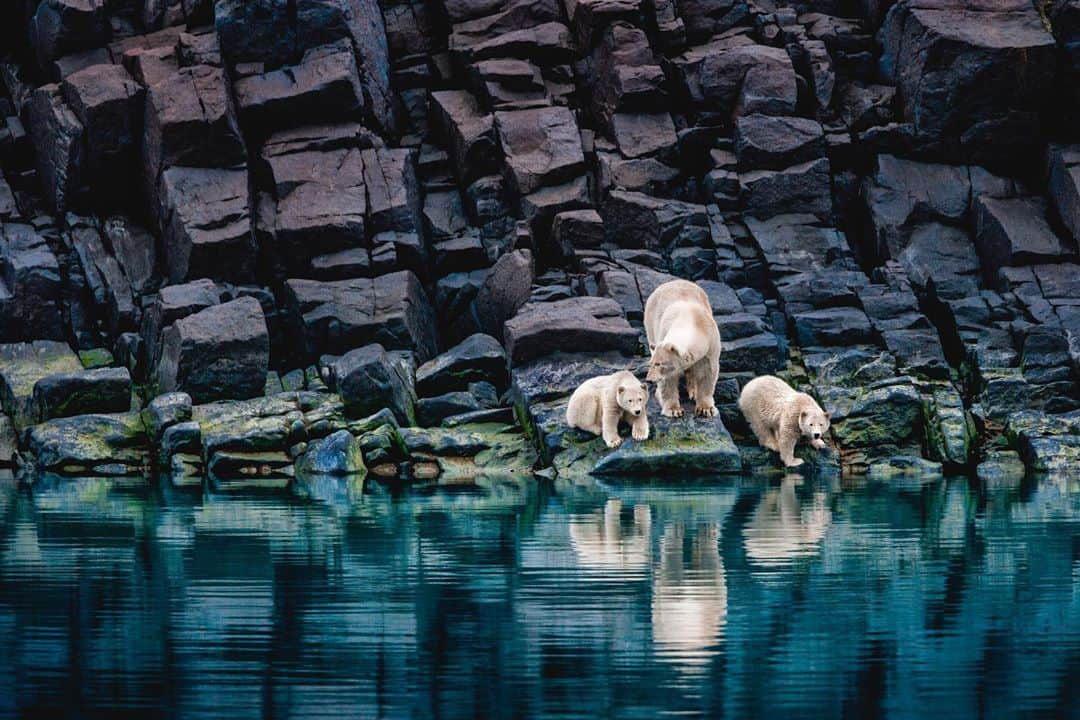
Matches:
[644,279,722,418]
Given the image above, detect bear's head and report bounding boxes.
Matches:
[799,407,831,449]
[616,378,648,417]
[646,342,694,382]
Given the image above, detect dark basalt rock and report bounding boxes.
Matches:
[142,65,246,184]
[973,196,1075,274]
[33,367,131,421]
[416,333,510,395]
[296,429,365,476]
[234,41,365,131]
[154,296,270,403]
[285,270,438,363]
[0,224,64,342]
[879,0,1056,163]
[504,296,638,363]
[159,166,254,284]
[324,343,416,424]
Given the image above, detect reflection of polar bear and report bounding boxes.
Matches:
[568,498,651,572]
[651,523,727,669]
[743,479,831,567]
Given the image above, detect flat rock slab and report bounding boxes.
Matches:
[33,367,132,421]
[591,408,742,476]
[504,296,639,363]
[0,341,83,428]
[23,411,147,476]
[538,395,741,478]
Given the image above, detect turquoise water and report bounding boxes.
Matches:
[0,471,1078,719]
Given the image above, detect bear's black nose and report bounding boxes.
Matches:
[634,410,641,416]
[813,432,821,439]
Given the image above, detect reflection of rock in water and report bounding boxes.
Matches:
[743,479,831,568]
[651,522,727,669]
[568,498,651,573]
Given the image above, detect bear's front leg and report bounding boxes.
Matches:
[689,360,719,418]
[601,408,623,449]
[777,416,803,467]
[657,376,683,417]
[631,412,650,441]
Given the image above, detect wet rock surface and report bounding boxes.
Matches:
[1,0,1078,486]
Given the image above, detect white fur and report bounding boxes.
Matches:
[566,370,650,448]
[644,280,722,418]
[738,375,830,468]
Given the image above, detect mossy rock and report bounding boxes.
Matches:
[549,399,742,480]
[866,455,943,481]
[0,341,83,428]
[23,411,148,476]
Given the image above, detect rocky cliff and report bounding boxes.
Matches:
[0,0,1077,484]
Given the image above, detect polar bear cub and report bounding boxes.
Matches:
[566,370,649,448]
[644,280,722,418]
[738,375,830,468]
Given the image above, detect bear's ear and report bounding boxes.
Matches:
[825,411,831,421]
[617,385,626,396]
[800,409,808,422]
[640,383,647,392]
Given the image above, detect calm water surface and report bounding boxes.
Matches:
[0,471,1078,719]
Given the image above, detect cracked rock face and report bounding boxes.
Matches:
[1,0,1078,483]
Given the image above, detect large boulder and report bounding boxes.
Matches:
[740,158,832,221]
[23,411,147,476]
[142,65,246,184]
[416,333,510,395]
[429,90,500,183]
[861,154,971,259]
[29,83,85,212]
[30,0,108,69]
[33,367,132,421]
[285,270,439,362]
[68,222,137,336]
[471,248,535,339]
[154,296,270,403]
[1047,144,1080,244]
[587,22,666,126]
[362,147,422,234]
[670,39,797,119]
[734,114,825,171]
[325,343,416,423]
[600,190,709,249]
[503,296,639,363]
[974,196,1075,274]
[296,429,366,476]
[879,0,1055,160]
